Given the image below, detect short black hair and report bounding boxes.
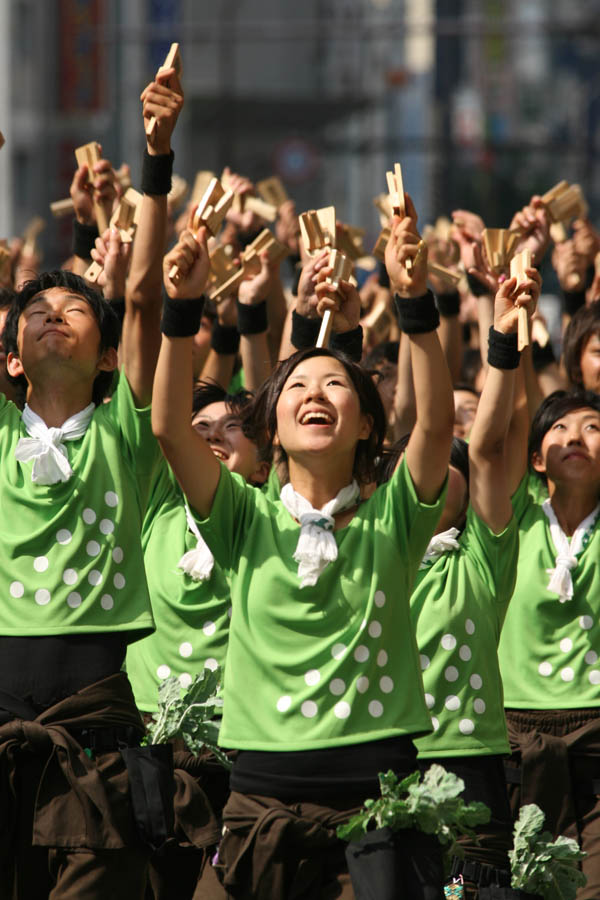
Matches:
[363,341,399,370]
[529,389,600,481]
[3,271,121,406]
[0,288,16,310]
[376,433,469,487]
[249,347,386,485]
[562,301,600,388]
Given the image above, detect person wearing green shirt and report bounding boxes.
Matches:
[151,200,455,899]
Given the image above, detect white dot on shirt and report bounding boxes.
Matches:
[560,637,573,653]
[470,674,483,690]
[459,718,475,735]
[465,619,475,635]
[204,658,218,672]
[368,700,383,718]
[305,669,320,686]
[474,698,486,714]
[203,621,216,637]
[425,693,435,709]
[445,695,460,711]
[331,643,346,660]
[441,634,457,651]
[67,592,82,608]
[334,701,351,719]
[356,676,369,694]
[354,645,369,663]
[63,569,77,586]
[277,695,292,712]
[100,594,114,610]
[368,621,382,639]
[586,650,598,665]
[420,654,430,670]
[580,616,594,630]
[179,642,193,658]
[538,662,553,677]
[113,547,124,564]
[82,508,96,524]
[157,664,171,680]
[99,519,114,535]
[301,700,318,718]
[589,671,600,685]
[10,581,24,599]
[561,667,574,682]
[34,589,51,606]
[86,540,100,557]
[179,673,192,689]
[459,645,471,661]
[445,666,459,682]
[431,716,440,731]
[113,573,126,590]
[33,556,48,573]
[105,491,119,507]
[88,570,102,586]
[56,528,72,545]
[377,650,388,667]
[380,676,394,694]
[374,590,386,607]
[330,678,345,696]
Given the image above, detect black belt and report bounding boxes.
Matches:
[451,857,511,887]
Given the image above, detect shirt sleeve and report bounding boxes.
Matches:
[195,463,261,571]
[511,472,534,523]
[461,506,519,609]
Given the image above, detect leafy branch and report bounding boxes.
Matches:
[509,804,586,900]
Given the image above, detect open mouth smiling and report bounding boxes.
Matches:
[210,446,229,461]
[299,410,335,426]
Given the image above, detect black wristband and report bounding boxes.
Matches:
[161,295,205,337]
[291,310,321,349]
[141,149,174,196]
[330,326,363,363]
[109,297,125,327]
[236,300,268,335]
[436,291,460,317]
[532,340,557,371]
[72,220,98,260]
[394,290,440,334]
[563,289,586,317]
[487,326,520,370]
[466,272,490,297]
[211,321,240,355]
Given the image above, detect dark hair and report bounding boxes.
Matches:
[0,288,16,310]
[562,301,600,388]
[460,348,483,388]
[528,389,600,481]
[249,347,386,485]
[3,271,121,406]
[453,382,480,399]
[363,341,399,370]
[377,433,469,488]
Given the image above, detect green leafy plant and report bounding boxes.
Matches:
[337,764,490,860]
[143,667,231,770]
[509,804,586,900]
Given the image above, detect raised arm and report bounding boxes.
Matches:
[123,66,183,405]
[469,268,541,532]
[152,227,221,517]
[385,196,454,503]
[238,252,276,391]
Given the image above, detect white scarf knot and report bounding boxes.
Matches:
[420,527,461,569]
[15,403,95,484]
[542,498,600,603]
[280,481,360,588]
[178,500,214,582]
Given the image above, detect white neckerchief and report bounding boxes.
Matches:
[542,498,600,602]
[420,526,461,569]
[15,403,95,484]
[178,500,215,582]
[280,480,360,588]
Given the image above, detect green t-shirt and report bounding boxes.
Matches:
[498,477,600,708]
[198,457,446,751]
[412,507,518,758]
[126,460,231,713]
[0,374,158,636]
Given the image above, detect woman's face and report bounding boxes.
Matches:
[192,401,267,483]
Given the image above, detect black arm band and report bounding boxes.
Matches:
[211,321,240,355]
[160,295,205,338]
[436,291,460,317]
[563,289,586,317]
[72,220,98,260]
[109,297,125,327]
[141,149,174,196]
[532,340,557,371]
[466,272,491,297]
[291,310,321,349]
[330,326,363,363]
[236,300,268,335]
[394,290,440,334]
[487,326,520,370]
